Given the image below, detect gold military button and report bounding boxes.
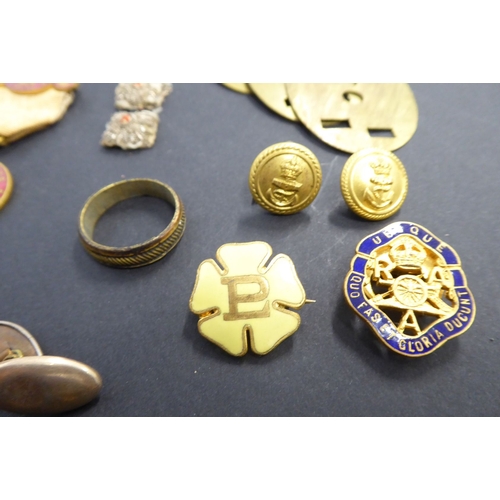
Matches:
[340,148,408,220]
[249,142,322,215]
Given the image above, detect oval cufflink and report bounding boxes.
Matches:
[0,321,102,415]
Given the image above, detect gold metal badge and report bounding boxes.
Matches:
[221,83,252,94]
[345,222,476,357]
[189,242,311,356]
[248,83,298,121]
[249,142,322,215]
[0,162,13,210]
[340,148,408,220]
[286,83,418,153]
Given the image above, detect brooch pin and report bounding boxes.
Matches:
[101,83,172,150]
[189,241,313,356]
[344,222,475,356]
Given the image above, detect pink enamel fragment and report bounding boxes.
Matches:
[0,164,9,197]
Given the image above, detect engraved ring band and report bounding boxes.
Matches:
[78,179,186,268]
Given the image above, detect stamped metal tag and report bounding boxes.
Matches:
[286,83,418,153]
[345,222,475,356]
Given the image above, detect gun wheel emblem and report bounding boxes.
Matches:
[345,222,476,357]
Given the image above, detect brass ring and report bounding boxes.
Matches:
[78,179,186,268]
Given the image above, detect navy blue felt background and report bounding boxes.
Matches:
[0,83,498,416]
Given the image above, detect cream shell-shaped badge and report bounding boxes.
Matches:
[0,84,78,146]
[0,162,13,210]
[189,242,310,356]
[0,321,102,414]
[340,148,408,220]
[249,142,322,215]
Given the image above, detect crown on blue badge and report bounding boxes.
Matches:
[344,222,475,357]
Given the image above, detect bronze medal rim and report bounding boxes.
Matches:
[340,148,408,221]
[249,142,322,215]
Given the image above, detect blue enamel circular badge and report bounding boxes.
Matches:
[344,222,476,357]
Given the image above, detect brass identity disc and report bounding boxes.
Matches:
[249,142,322,215]
[0,162,13,210]
[248,83,298,121]
[221,83,252,94]
[340,148,408,220]
[286,83,418,153]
